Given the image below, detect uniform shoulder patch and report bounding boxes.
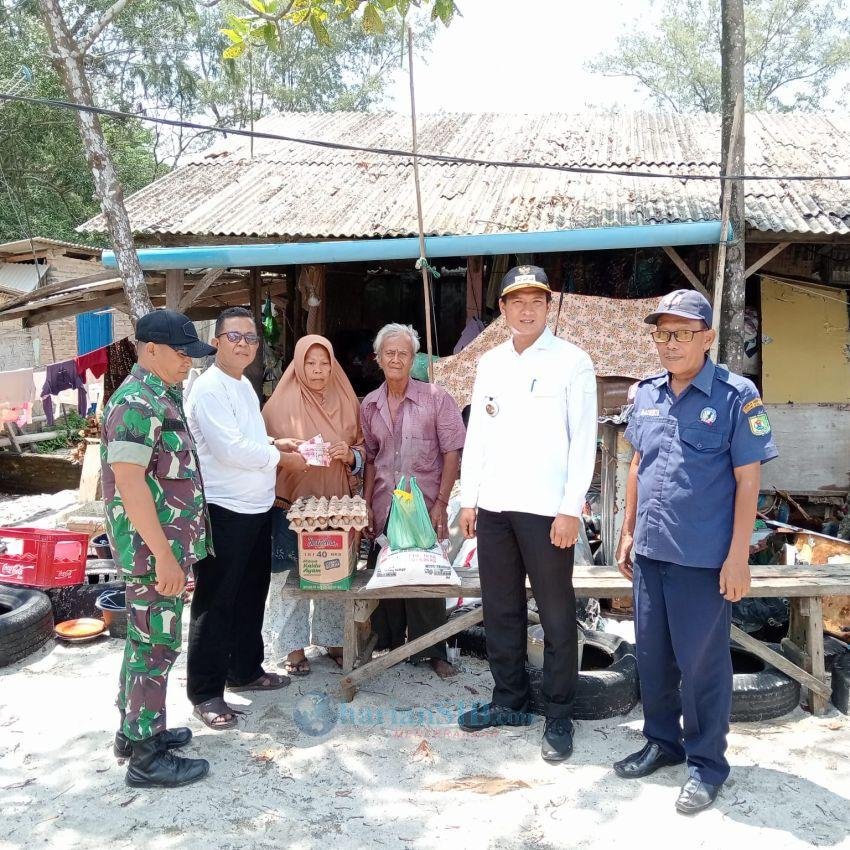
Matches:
[748,412,771,436]
[742,397,763,414]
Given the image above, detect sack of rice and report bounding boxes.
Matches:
[364,542,461,590]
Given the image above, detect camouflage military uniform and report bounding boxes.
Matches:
[101,364,210,742]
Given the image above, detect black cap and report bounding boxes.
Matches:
[644,289,713,327]
[136,309,216,357]
[499,265,552,298]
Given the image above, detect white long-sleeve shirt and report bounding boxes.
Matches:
[186,364,280,514]
[460,328,598,518]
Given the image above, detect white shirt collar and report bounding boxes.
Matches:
[508,326,555,356]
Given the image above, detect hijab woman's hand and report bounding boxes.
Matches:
[328,441,354,466]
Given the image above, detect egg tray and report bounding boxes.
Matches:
[286,495,369,532]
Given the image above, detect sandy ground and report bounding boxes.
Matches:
[0,490,78,529]
[2,490,850,850]
[1,622,849,850]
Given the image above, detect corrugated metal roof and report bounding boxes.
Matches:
[0,237,101,258]
[78,111,850,239]
[0,262,47,294]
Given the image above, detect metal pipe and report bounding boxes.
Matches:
[102,221,731,271]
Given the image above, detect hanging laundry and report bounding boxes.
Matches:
[0,368,36,427]
[452,316,486,354]
[75,346,108,381]
[103,338,137,404]
[41,360,87,425]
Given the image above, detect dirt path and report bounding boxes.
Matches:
[1,622,849,850]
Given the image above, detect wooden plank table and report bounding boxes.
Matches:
[280,563,850,711]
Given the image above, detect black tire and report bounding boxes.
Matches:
[824,635,849,673]
[831,651,850,715]
[528,630,640,720]
[448,605,488,659]
[730,643,801,722]
[46,578,124,624]
[0,584,54,667]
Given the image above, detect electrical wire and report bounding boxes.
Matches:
[2,92,850,184]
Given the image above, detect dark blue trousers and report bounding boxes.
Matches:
[633,554,732,786]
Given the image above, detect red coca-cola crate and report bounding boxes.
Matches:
[0,527,90,588]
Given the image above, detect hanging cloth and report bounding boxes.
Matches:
[75,346,108,381]
[41,360,87,425]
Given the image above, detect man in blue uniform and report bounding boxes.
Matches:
[614,289,778,814]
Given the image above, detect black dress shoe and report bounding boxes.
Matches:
[458,702,534,732]
[125,736,209,788]
[613,742,684,778]
[114,727,192,759]
[540,718,573,762]
[675,778,722,814]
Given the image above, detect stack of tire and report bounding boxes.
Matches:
[0,585,54,668]
[450,606,808,721]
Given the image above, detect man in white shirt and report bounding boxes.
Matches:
[186,307,302,729]
[457,265,598,762]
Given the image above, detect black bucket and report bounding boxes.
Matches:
[96,587,127,639]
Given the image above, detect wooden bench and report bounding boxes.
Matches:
[279,561,850,713]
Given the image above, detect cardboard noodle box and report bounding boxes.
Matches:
[298,528,356,590]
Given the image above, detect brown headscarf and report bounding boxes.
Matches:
[262,335,364,503]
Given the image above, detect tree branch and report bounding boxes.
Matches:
[79,0,136,55]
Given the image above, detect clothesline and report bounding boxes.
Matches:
[0,336,136,430]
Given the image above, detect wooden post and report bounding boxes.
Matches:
[245,268,264,400]
[297,264,326,336]
[78,438,102,502]
[466,256,484,319]
[3,422,23,454]
[165,269,184,310]
[710,93,743,364]
[407,27,434,381]
[718,0,746,370]
[783,596,829,716]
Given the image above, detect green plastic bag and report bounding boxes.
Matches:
[386,476,437,551]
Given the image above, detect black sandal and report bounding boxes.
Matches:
[227,671,291,692]
[193,698,243,730]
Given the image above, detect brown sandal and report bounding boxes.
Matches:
[283,659,311,676]
[193,698,242,730]
[227,671,291,692]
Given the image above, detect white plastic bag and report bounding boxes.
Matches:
[364,542,461,590]
[452,537,479,574]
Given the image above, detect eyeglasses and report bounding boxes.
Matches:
[217,331,260,345]
[650,329,707,343]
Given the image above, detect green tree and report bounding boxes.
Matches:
[0,0,442,249]
[0,13,162,244]
[33,0,455,320]
[589,0,850,111]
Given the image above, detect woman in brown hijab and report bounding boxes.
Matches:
[262,335,364,675]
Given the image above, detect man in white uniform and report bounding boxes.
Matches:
[185,307,301,729]
[458,266,598,762]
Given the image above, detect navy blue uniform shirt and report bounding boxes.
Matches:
[625,358,778,569]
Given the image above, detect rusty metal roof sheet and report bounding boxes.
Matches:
[78,111,850,239]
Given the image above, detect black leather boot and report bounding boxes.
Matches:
[125,736,209,788]
[114,727,193,759]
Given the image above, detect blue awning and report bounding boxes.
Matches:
[102,221,731,271]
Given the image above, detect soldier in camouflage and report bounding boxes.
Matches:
[101,308,216,788]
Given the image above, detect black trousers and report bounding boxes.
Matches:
[187,504,272,705]
[372,599,449,662]
[476,508,577,720]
